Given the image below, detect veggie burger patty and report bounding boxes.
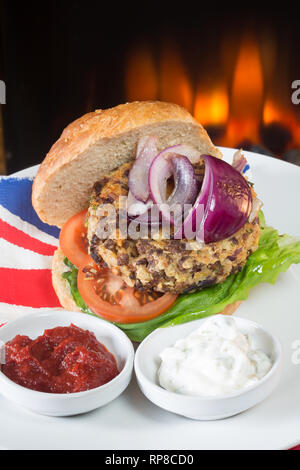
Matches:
[87,162,260,295]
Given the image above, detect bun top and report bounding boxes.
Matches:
[32,101,222,227]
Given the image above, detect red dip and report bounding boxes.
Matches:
[1,324,119,393]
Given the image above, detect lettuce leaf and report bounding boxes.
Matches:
[62,212,300,342]
[62,259,95,315]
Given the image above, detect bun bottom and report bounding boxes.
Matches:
[52,248,81,312]
[52,248,241,322]
[218,300,242,315]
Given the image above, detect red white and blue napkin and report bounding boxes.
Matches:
[0,173,62,323]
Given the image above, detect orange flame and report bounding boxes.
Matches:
[125,46,158,101]
[125,36,300,151]
[159,43,193,112]
[263,99,300,147]
[263,100,282,124]
[194,86,229,126]
[225,34,264,146]
[263,99,298,129]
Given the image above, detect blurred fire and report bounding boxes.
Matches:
[194,86,229,126]
[125,34,300,153]
[225,34,264,146]
[125,46,158,101]
[263,99,298,135]
[263,100,283,124]
[159,42,193,112]
[125,42,193,111]
[263,97,300,151]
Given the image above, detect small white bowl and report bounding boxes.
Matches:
[0,310,134,416]
[134,315,283,420]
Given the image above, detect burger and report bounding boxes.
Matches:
[32,101,300,341]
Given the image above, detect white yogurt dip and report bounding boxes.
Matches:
[158,315,273,397]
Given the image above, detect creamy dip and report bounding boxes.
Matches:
[158,315,272,397]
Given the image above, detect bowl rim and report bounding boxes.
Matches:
[0,310,135,399]
[134,315,283,402]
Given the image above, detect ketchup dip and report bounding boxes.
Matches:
[1,324,119,393]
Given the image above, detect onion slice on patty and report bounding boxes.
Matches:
[148,151,199,225]
[128,141,253,244]
[175,155,253,244]
[128,136,158,202]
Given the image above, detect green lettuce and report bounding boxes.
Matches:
[62,258,95,315]
[62,212,300,342]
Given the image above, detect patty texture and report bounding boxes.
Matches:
[87,162,260,294]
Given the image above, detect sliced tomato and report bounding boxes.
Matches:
[59,209,88,267]
[77,255,177,324]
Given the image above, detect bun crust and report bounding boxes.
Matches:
[52,247,241,320]
[32,101,222,227]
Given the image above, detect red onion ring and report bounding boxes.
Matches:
[128,136,158,202]
[168,155,199,206]
[148,149,198,225]
[175,155,253,243]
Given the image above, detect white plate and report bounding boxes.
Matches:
[0,148,300,449]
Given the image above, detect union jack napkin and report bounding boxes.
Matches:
[0,171,62,323]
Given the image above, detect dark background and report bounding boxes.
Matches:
[0,2,299,174]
